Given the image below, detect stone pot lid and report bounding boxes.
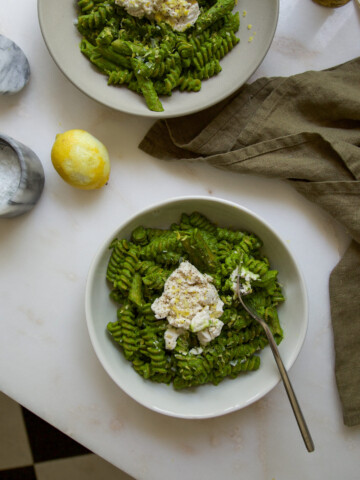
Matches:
[0,34,30,95]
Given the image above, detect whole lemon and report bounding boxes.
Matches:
[51,129,110,190]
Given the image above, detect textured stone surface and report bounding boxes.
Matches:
[0,34,30,95]
[0,135,45,218]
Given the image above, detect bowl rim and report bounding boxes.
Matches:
[85,195,309,418]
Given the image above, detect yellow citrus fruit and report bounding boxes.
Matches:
[51,129,110,190]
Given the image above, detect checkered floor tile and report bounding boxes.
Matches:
[0,392,134,480]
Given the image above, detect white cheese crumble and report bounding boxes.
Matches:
[230,265,260,295]
[189,346,203,355]
[151,261,224,350]
[164,326,185,350]
[115,0,200,32]
[197,318,224,345]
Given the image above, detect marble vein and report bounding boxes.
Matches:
[0,34,30,95]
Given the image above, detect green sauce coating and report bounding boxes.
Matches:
[106,212,285,389]
[76,0,241,111]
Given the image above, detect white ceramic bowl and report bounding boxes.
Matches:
[85,196,308,418]
[38,0,279,118]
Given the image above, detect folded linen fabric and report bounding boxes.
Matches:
[139,57,360,426]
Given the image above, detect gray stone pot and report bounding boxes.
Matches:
[0,134,45,218]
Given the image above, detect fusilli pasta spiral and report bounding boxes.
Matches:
[106,212,285,390]
[75,0,241,111]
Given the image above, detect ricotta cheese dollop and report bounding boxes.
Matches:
[151,261,224,350]
[115,0,200,32]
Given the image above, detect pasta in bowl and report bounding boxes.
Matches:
[38,0,279,117]
[85,196,308,418]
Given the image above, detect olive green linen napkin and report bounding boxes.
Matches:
[139,57,360,426]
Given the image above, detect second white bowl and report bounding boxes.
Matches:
[85,196,308,418]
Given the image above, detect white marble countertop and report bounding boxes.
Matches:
[1,0,360,478]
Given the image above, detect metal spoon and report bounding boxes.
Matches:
[236,275,315,452]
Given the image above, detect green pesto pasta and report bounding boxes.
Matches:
[75,0,241,111]
[105,212,285,390]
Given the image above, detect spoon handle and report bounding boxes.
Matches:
[262,323,315,452]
